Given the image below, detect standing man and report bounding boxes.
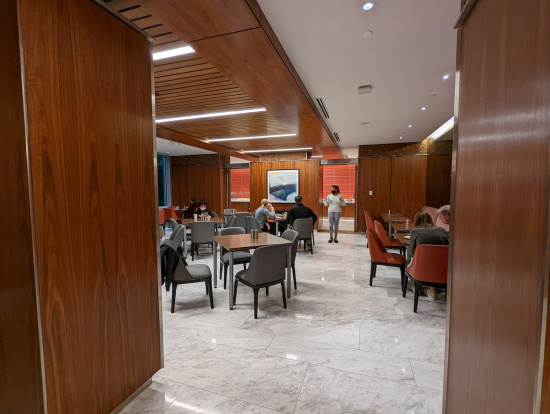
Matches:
[286,195,317,228]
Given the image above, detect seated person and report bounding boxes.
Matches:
[193,200,215,219]
[286,195,318,228]
[436,205,450,231]
[407,211,449,299]
[183,197,200,219]
[253,199,275,232]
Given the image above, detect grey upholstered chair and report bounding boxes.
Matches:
[190,221,217,260]
[209,211,218,218]
[281,229,299,289]
[160,243,213,313]
[169,224,184,241]
[292,218,314,254]
[233,244,287,319]
[170,218,179,231]
[245,216,262,233]
[225,215,237,228]
[233,212,250,229]
[223,209,237,225]
[218,227,252,289]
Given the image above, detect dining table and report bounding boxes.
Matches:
[212,233,293,309]
[380,214,410,237]
[180,217,224,258]
[391,221,413,233]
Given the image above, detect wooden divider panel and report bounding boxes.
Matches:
[18,0,161,412]
[390,156,427,221]
[171,164,224,216]
[0,0,44,412]
[356,158,392,232]
[426,154,452,208]
[445,0,550,412]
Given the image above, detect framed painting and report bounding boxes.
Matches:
[267,169,299,203]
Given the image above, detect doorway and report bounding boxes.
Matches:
[318,164,357,233]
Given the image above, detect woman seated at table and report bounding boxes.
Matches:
[193,200,216,219]
[253,199,275,232]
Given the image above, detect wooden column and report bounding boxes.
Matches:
[0,1,162,412]
[445,0,550,412]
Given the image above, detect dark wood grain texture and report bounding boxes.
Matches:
[355,157,392,232]
[229,201,251,212]
[19,0,161,412]
[0,1,45,412]
[260,152,309,161]
[172,154,229,166]
[390,156,427,222]
[359,140,452,157]
[425,155,452,208]
[250,161,320,228]
[171,164,224,216]
[445,0,550,412]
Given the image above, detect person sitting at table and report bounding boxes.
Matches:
[193,200,215,219]
[436,205,451,231]
[183,197,200,219]
[407,211,449,299]
[253,199,275,232]
[286,195,317,228]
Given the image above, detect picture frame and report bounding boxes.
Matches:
[267,169,299,203]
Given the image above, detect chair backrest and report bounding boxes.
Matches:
[171,225,185,246]
[374,220,392,246]
[241,245,287,285]
[281,229,299,265]
[163,208,178,221]
[210,211,218,218]
[169,224,184,241]
[364,210,375,232]
[366,229,389,263]
[160,243,193,289]
[159,209,165,225]
[218,227,246,256]
[292,218,313,239]
[224,209,237,215]
[245,216,262,233]
[407,245,449,284]
[170,218,179,230]
[226,215,237,227]
[190,221,216,243]
[233,212,250,228]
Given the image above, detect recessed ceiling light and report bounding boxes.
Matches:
[153,46,195,61]
[399,137,403,140]
[443,74,450,80]
[244,147,313,154]
[421,107,427,111]
[408,125,412,128]
[362,1,375,11]
[207,133,296,142]
[362,30,373,38]
[156,107,266,123]
[166,152,170,154]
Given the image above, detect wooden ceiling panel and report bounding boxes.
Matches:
[214,137,307,152]
[277,114,336,149]
[191,28,313,118]
[140,0,260,43]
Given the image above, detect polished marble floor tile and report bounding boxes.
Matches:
[294,365,442,414]
[410,360,445,392]
[121,378,187,414]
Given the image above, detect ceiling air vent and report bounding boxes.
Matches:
[316,98,330,119]
[333,133,341,142]
[358,85,372,94]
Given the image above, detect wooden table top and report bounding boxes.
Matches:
[391,221,414,232]
[380,214,410,223]
[221,211,250,216]
[181,218,224,225]
[212,233,292,251]
[395,232,411,245]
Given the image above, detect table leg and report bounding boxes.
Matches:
[213,240,217,288]
[183,225,188,259]
[229,252,234,309]
[286,245,292,298]
[387,223,392,238]
[276,221,279,236]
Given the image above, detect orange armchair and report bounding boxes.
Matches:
[374,220,405,255]
[366,229,406,292]
[159,209,166,234]
[403,245,449,313]
[364,210,375,239]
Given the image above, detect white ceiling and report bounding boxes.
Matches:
[257,0,459,148]
[156,138,215,156]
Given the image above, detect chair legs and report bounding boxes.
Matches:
[413,283,420,313]
[403,276,409,297]
[266,286,269,296]
[171,284,177,313]
[253,288,259,319]
[207,279,214,309]
[233,279,238,303]
[369,262,377,286]
[281,281,287,308]
[191,243,195,261]
[292,264,297,289]
[205,281,209,294]
[399,265,405,295]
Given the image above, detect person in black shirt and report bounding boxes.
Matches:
[193,200,216,219]
[183,197,200,219]
[286,195,317,228]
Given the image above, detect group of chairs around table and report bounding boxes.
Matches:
[364,211,448,313]
[160,222,301,318]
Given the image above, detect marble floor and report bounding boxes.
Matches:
[124,232,447,414]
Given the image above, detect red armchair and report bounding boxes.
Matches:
[374,220,405,255]
[366,229,406,292]
[403,245,449,313]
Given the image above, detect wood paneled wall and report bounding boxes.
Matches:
[445,0,550,412]
[426,154,452,208]
[171,163,225,216]
[0,1,45,412]
[250,161,320,227]
[13,0,162,412]
[356,158,392,231]
[390,156,428,221]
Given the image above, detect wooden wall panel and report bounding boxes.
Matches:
[250,161,320,228]
[171,164,224,216]
[359,139,452,157]
[0,1,44,412]
[445,0,550,412]
[390,156,427,221]
[356,158,392,233]
[19,0,161,412]
[229,201,251,212]
[426,154,452,208]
